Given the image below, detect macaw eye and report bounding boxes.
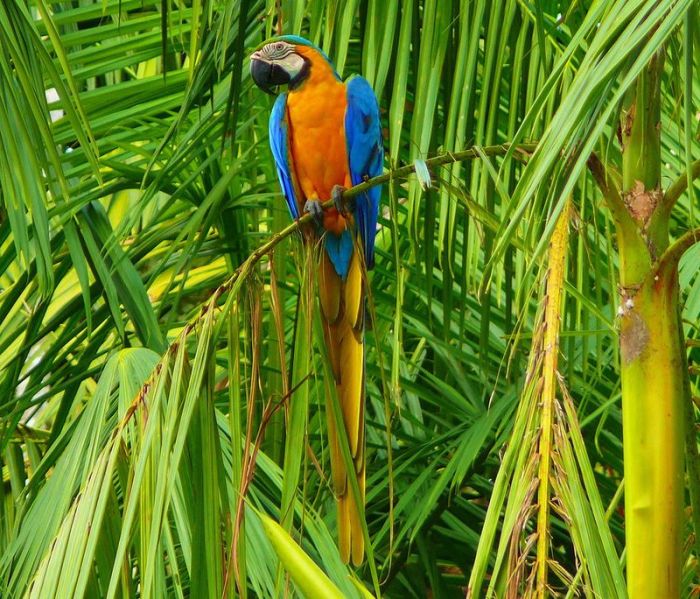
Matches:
[276,43,284,50]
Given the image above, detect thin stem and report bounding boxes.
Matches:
[120,142,538,436]
[657,226,700,271]
[218,143,537,302]
[586,153,634,232]
[662,158,700,212]
[342,142,537,202]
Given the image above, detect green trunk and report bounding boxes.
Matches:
[617,50,686,598]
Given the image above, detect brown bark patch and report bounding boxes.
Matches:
[620,311,649,364]
[623,180,661,225]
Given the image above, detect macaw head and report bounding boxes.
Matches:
[249,35,338,95]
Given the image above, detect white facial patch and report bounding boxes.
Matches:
[259,41,294,60]
[253,41,306,80]
[274,53,305,80]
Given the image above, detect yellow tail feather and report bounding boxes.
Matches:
[320,250,366,565]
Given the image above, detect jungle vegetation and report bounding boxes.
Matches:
[1,1,700,597]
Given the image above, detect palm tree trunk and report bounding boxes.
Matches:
[617,48,685,598]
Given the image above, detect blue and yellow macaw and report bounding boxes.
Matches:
[250,35,383,565]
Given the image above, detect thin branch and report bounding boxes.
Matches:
[118,142,538,435]
[215,142,538,302]
[342,142,537,202]
[586,153,634,231]
[663,159,700,212]
[657,226,700,271]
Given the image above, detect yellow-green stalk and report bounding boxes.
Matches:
[536,203,571,598]
[616,50,685,598]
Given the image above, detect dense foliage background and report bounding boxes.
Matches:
[1,0,699,597]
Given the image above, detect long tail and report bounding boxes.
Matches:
[318,248,365,566]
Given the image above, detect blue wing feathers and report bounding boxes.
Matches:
[269,93,300,220]
[344,76,383,270]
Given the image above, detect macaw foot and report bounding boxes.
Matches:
[304,200,324,227]
[331,185,355,215]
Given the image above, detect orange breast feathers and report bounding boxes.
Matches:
[285,47,351,235]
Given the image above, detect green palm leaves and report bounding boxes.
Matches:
[2,1,700,597]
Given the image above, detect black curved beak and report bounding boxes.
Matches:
[250,58,291,95]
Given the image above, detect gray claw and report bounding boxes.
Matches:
[332,185,353,215]
[304,200,324,226]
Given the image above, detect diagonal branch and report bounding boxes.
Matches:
[342,142,536,203]
[586,153,635,232]
[121,143,538,428]
[657,225,700,271]
[215,142,538,302]
[662,159,700,212]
